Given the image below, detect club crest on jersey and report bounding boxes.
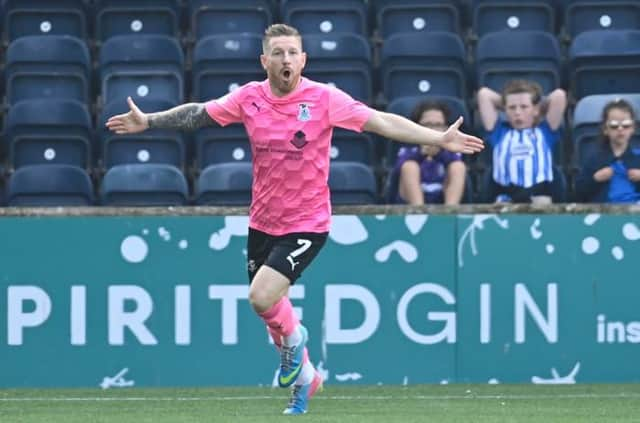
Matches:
[297,103,311,121]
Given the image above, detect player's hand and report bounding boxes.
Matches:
[594,166,613,182]
[441,117,484,155]
[105,96,149,134]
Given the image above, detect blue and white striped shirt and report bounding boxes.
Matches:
[488,119,559,188]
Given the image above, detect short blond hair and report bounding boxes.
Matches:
[262,24,301,52]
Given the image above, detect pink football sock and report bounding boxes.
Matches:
[259,296,299,337]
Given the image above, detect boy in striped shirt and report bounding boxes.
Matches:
[477,80,566,203]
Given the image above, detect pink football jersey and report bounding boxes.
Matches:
[205,77,372,235]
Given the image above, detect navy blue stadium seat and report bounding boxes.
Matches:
[5,99,93,171]
[568,30,640,100]
[563,0,640,39]
[384,95,471,165]
[3,0,88,43]
[5,35,91,106]
[6,164,94,206]
[471,0,557,37]
[302,33,372,103]
[192,33,263,101]
[195,162,253,206]
[386,96,471,127]
[328,162,377,204]
[99,99,185,170]
[95,0,180,42]
[380,32,467,102]
[194,125,251,170]
[571,93,640,167]
[100,164,189,206]
[331,129,375,165]
[281,0,368,36]
[188,0,273,40]
[373,0,462,38]
[99,34,184,106]
[475,30,562,94]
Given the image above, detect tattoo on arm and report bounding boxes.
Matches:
[147,103,215,131]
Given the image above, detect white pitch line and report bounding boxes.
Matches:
[1,393,640,402]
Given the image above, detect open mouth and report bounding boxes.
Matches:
[282,69,292,79]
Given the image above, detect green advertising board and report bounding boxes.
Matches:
[0,212,639,387]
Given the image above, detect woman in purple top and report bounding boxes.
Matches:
[394,100,467,205]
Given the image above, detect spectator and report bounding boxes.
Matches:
[477,80,567,204]
[576,99,640,203]
[392,100,467,205]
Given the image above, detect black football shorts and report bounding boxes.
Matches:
[247,227,328,284]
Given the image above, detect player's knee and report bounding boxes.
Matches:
[248,286,273,313]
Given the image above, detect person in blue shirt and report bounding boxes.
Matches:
[576,99,640,203]
[477,80,567,204]
[392,100,467,205]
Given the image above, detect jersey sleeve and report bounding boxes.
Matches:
[204,89,244,126]
[328,86,373,132]
[539,119,561,147]
[441,151,463,166]
[487,117,507,148]
[393,146,422,173]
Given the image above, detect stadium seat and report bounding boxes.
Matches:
[475,30,562,95]
[551,166,568,203]
[5,99,93,171]
[331,129,375,165]
[99,34,184,106]
[95,0,180,42]
[471,0,557,37]
[195,162,253,206]
[100,164,189,206]
[99,98,186,170]
[384,95,471,165]
[372,0,462,39]
[478,164,567,203]
[571,93,640,167]
[568,30,640,100]
[380,32,467,102]
[302,33,372,104]
[6,164,94,206]
[281,0,368,36]
[328,162,377,205]
[3,0,89,43]
[194,125,252,170]
[386,96,471,125]
[188,0,273,40]
[192,33,264,101]
[563,0,640,39]
[5,35,91,106]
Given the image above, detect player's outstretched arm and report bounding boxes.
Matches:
[363,110,484,155]
[105,96,215,134]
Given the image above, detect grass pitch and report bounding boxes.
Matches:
[1,384,639,423]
